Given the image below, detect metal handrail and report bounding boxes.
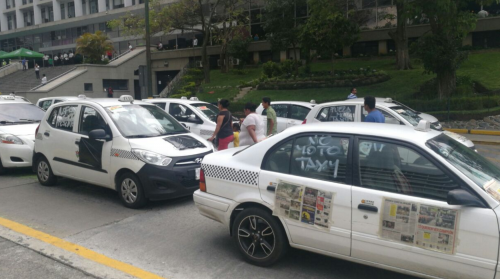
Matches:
[30,67,77,91]
[160,62,190,97]
[108,49,131,63]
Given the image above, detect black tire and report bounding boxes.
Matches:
[36,157,57,186]
[117,172,147,209]
[232,207,289,266]
[0,159,6,175]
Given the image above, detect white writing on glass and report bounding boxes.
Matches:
[295,135,344,178]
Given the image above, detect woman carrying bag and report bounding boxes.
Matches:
[208,99,233,151]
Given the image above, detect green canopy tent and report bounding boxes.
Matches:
[0,48,44,69]
[0,51,7,57]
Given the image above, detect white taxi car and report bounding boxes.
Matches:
[0,95,45,174]
[143,97,239,140]
[33,96,213,208]
[194,121,500,279]
[303,98,475,150]
[36,95,88,111]
[256,101,316,133]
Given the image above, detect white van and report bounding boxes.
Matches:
[33,96,214,208]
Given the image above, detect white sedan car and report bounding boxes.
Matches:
[256,101,316,133]
[194,121,500,279]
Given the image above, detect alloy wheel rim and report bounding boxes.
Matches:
[121,178,138,204]
[37,161,49,182]
[237,215,275,259]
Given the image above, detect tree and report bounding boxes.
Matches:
[262,0,302,74]
[388,0,412,70]
[412,0,477,99]
[301,0,360,74]
[75,31,114,64]
[227,27,252,69]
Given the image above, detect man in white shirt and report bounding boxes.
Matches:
[69,52,74,64]
[239,102,265,146]
[193,37,198,47]
[128,43,133,50]
[41,74,47,84]
[54,55,59,66]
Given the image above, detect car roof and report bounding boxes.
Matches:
[38,96,83,101]
[142,98,210,105]
[52,98,153,107]
[0,96,30,103]
[317,98,398,108]
[284,122,440,144]
[267,101,316,107]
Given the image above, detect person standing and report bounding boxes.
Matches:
[239,102,266,146]
[1,60,6,66]
[54,54,59,66]
[107,87,114,98]
[35,64,40,79]
[193,37,198,48]
[262,97,277,135]
[128,43,133,51]
[232,123,240,148]
[347,88,357,99]
[364,96,385,123]
[60,54,64,65]
[41,74,47,84]
[22,58,26,71]
[254,34,259,41]
[43,54,49,67]
[69,52,74,64]
[106,50,112,60]
[157,42,163,50]
[208,99,234,151]
[48,56,54,67]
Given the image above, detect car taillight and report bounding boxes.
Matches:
[35,124,40,135]
[199,169,206,192]
[302,119,307,124]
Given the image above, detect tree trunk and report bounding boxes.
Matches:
[331,53,335,75]
[437,70,456,100]
[388,0,411,70]
[292,44,300,75]
[220,44,227,73]
[202,30,210,83]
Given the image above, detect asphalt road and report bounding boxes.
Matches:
[0,143,497,279]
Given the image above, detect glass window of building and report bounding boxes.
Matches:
[7,15,13,30]
[60,3,66,20]
[68,2,75,18]
[113,0,124,9]
[49,6,54,22]
[90,0,98,14]
[22,0,27,5]
[82,0,87,15]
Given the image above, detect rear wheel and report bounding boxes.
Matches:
[36,157,57,186]
[117,172,147,209]
[232,207,288,266]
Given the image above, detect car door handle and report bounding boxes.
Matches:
[267,186,276,192]
[358,204,378,213]
[44,132,50,137]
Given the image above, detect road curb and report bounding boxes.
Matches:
[471,140,500,146]
[445,128,500,136]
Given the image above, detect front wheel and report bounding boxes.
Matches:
[36,157,57,186]
[117,173,147,209]
[232,207,288,266]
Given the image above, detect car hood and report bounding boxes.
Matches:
[443,131,474,148]
[128,133,213,157]
[0,123,39,137]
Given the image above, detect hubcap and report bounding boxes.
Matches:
[237,215,275,259]
[121,178,138,204]
[37,161,50,182]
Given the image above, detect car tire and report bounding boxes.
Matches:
[36,157,57,186]
[0,159,6,175]
[117,173,147,209]
[232,207,288,266]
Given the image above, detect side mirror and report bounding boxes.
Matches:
[188,114,202,124]
[89,129,110,141]
[447,189,485,208]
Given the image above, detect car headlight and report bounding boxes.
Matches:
[132,149,172,166]
[0,134,24,145]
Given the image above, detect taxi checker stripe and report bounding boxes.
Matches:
[111,149,138,160]
[202,163,259,186]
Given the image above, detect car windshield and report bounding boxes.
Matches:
[105,104,188,138]
[191,103,219,122]
[427,134,500,202]
[0,103,45,124]
[389,106,422,126]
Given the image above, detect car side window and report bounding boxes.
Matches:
[153,102,166,110]
[357,139,460,201]
[290,105,310,121]
[263,140,293,174]
[273,104,289,118]
[317,106,355,122]
[54,100,63,104]
[47,105,78,132]
[169,103,195,122]
[361,107,401,125]
[290,135,350,184]
[79,106,108,135]
[39,100,52,110]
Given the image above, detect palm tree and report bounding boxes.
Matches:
[76,31,114,64]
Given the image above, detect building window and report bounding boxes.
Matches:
[103,79,128,90]
[60,3,65,19]
[49,6,54,22]
[84,83,93,92]
[68,2,75,18]
[22,0,27,5]
[113,0,124,9]
[89,0,98,14]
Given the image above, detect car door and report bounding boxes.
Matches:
[351,137,499,279]
[168,103,203,135]
[73,105,112,187]
[259,132,352,256]
[44,104,80,178]
[316,105,357,123]
[360,106,402,125]
[286,105,311,129]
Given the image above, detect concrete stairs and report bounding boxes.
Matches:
[233,87,253,102]
[0,65,75,93]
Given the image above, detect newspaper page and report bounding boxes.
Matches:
[484,179,500,202]
[380,198,418,244]
[273,181,335,230]
[415,205,458,254]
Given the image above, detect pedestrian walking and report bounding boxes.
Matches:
[232,123,240,147]
[107,87,114,98]
[364,96,385,123]
[41,74,47,84]
[208,99,234,151]
[262,97,277,136]
[22,58,26,71]
[35,64,40,79]
[128,43,133,51]
[347,87,357,99]
[239,102,266,146]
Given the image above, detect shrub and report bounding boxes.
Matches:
[262,61,282,78]
[187,68,203,77]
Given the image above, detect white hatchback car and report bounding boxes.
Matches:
[195,121,500,279]
[256,101,316,133]
[303,98,475,150]
[0,95,45,174]
[36,95,88,111]
[33,96,213,208]
[143,97,238,140]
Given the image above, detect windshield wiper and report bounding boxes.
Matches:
[165,131,189,135]
[0,120,15,125]
[127,135,157,138]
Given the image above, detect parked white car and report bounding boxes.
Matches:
[303,98,475,150]
[36,95,88,111]
[256,101,316,133]
[0,95,45,174]
[143,97,238,140]
[194,121,500,279]
[33,95,213,208]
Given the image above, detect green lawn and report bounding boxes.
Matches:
[197,51,500,104]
